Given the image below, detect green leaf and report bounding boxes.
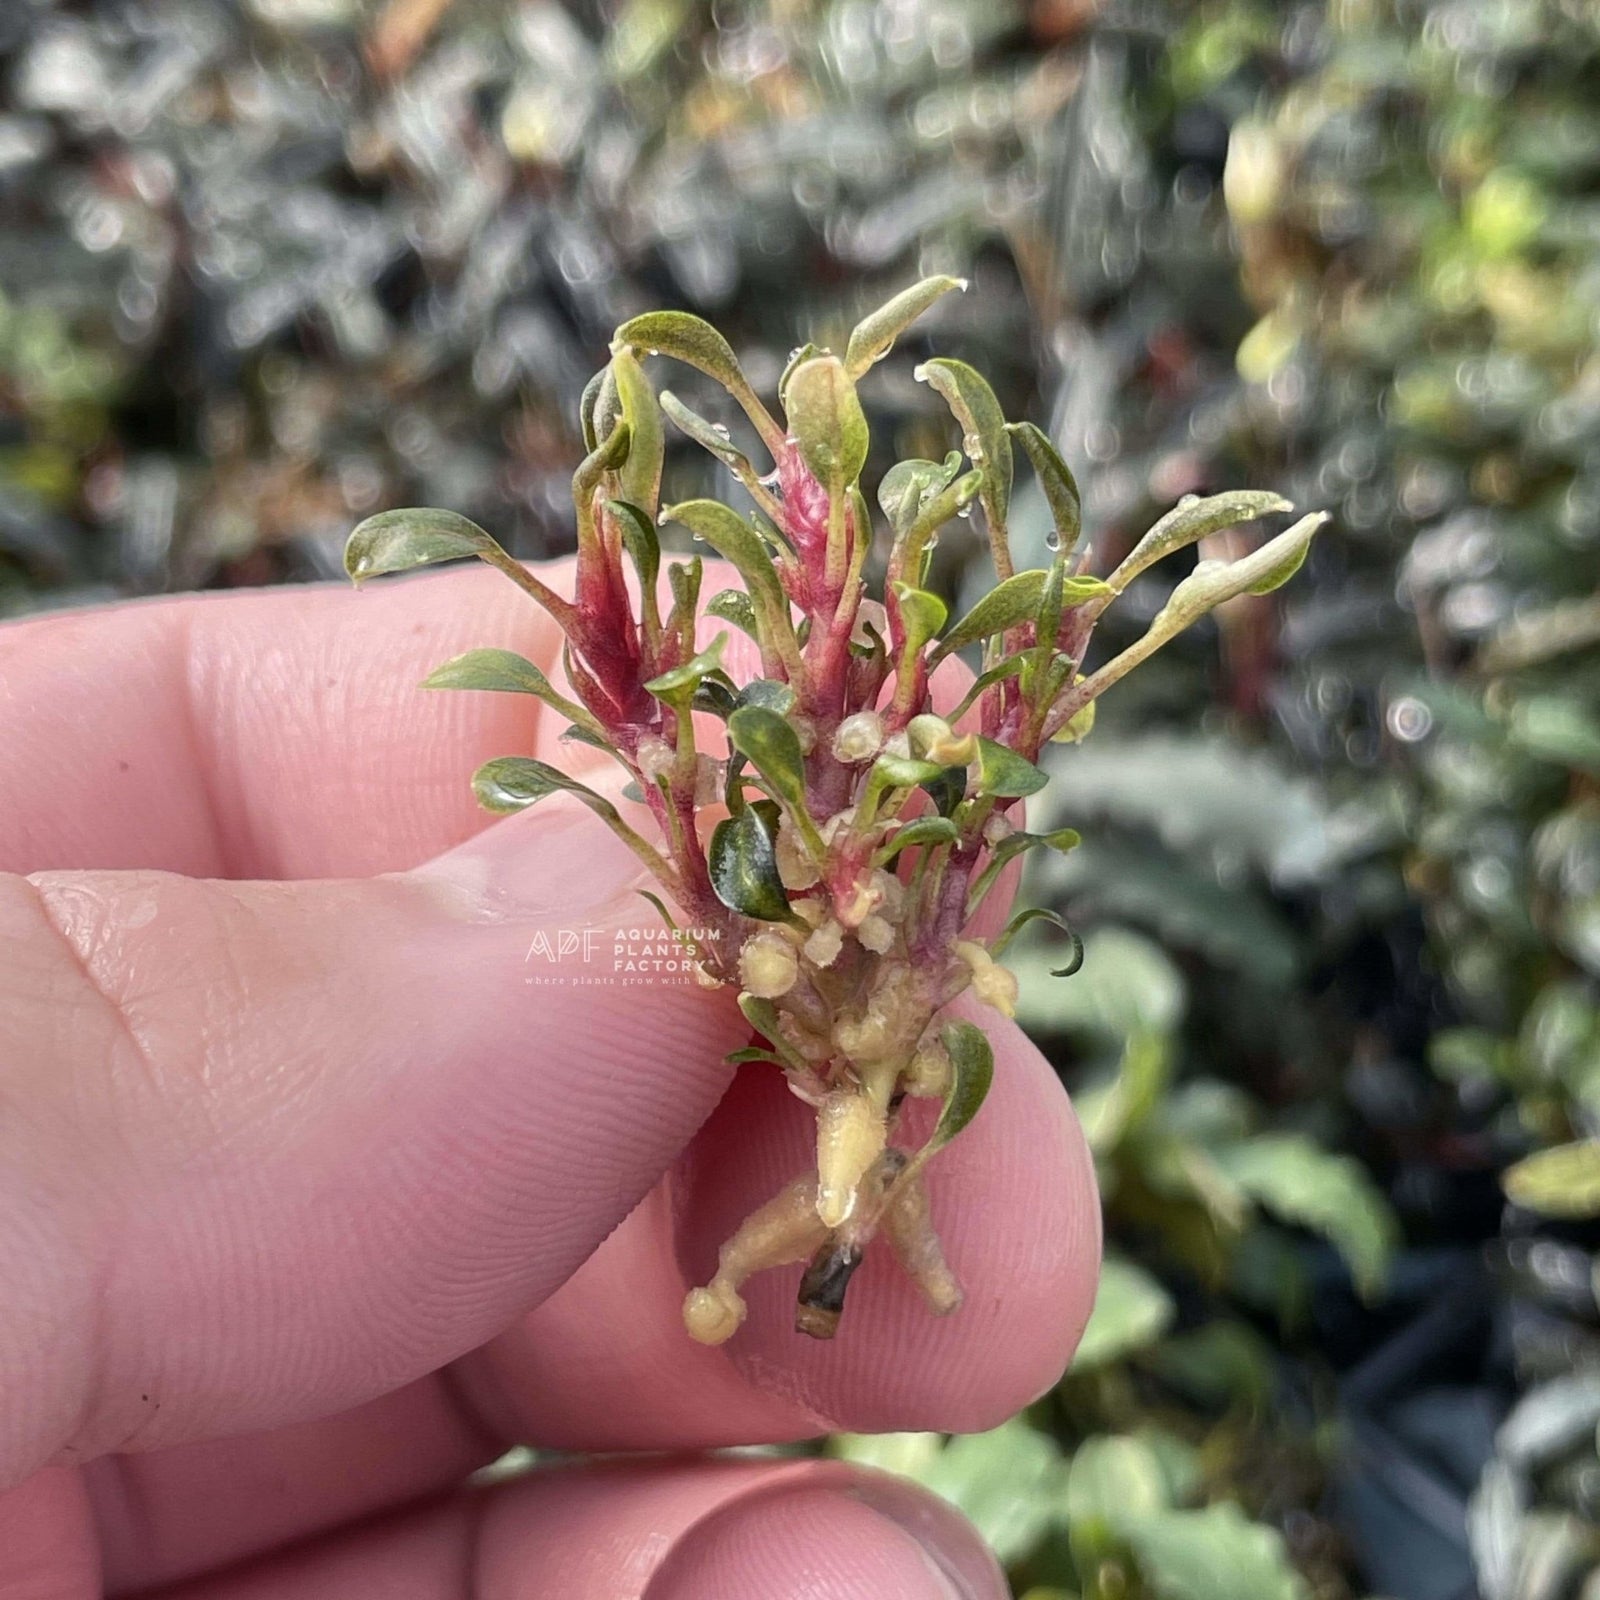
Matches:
[1070,1255,1176,1370]
[608,347,663,513]
[863,755,949,818]
[844,274,966,378]
[784,354,869,486]
[725,1046,786,1066]
[659,390,749,469]
[727,704,811,819]
[613,310,749,398]
[571,418,631,507]
[1120,1505,1308,1600]
[705,588,758,639]
[1006,421,1082,558]
[934,569,1047,659]
[1212,1132,1396,1299]
[875,816,960,863]
[1154,516,1326,623]
[973,736,1048,798]
[778,341,823,403]
[578,368,606,453]
[969,830,1082,914]
[471,757,619,821]
[344,507,502,581]
[1108,490,1296,594]
[665,557,703,636]
[422,648,555,697]
[709,801,792,922]
[1504,1139,1600,1218]
[736,992,811,1073]
[1066,1435,1173,1532]
[990,906,1084,976]
[914,1422,1064,1565]
[914,357,1013,526]
[661,499,792,642]
[922,765,968,818]
[890,581,948,654]
[644,632,729,704]
[605,499,659,595]
[931,1020,995,1151]
[740,678,797,714]
[879,452,964,535]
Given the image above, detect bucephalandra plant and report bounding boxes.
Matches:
[343,277,1326,1345]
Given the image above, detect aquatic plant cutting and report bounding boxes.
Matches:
[343,278,1324,1348]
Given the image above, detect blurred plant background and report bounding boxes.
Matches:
[4,0,1598,1594]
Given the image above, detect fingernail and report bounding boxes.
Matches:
[404,794,649,921]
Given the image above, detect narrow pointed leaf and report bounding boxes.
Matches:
[1007,421,1082,557]
[875,816,961,863]
[1108,490,1295,594]
[1154,512,1329,633]
[931,1020,995,1151]
[779,341,823,403]
[727,705,810,816]
[606,499,659,594]
[572,420,632,506]
[933,569,1047,659]
[967,827,1081,909]
[345,508,503,581]
[661,499,791,635]
[660,390,749,469]
[914,357,1013,526]
[737,993,810,1072]
[709,801,792,922]
[991,907,1084,974]
[844,274,966,378]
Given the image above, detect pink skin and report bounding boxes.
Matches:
[0,562,1100,1599]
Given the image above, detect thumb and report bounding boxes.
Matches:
[0,801,742,1487]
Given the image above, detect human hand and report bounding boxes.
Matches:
[0,564,1099,1598]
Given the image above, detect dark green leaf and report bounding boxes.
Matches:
[471,756,620,821]
[875,816,960,862]
[737,992,810,1072]
[914,357,1013,526]
[578,368,606,453]
[727,704,811,816]
[605,499,659,595]
[709,801,792,921]
[740,678,797,714]
[922,765,968,817]
[1007,421,1082,557]
[932,1019,995,1150]
[692,679,739,718]
[934,570,1047,659]
[844,274,966,378]
[973,736,1048,798]
[970,833,1082,916]
[344,507,502,581]
[991,906,1084,975]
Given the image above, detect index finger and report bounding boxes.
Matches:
[0,564,577,879]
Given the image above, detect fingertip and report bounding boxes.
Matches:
[644,1476,1006,1600]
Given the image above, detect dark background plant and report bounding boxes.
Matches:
[6,1,1599,1596]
